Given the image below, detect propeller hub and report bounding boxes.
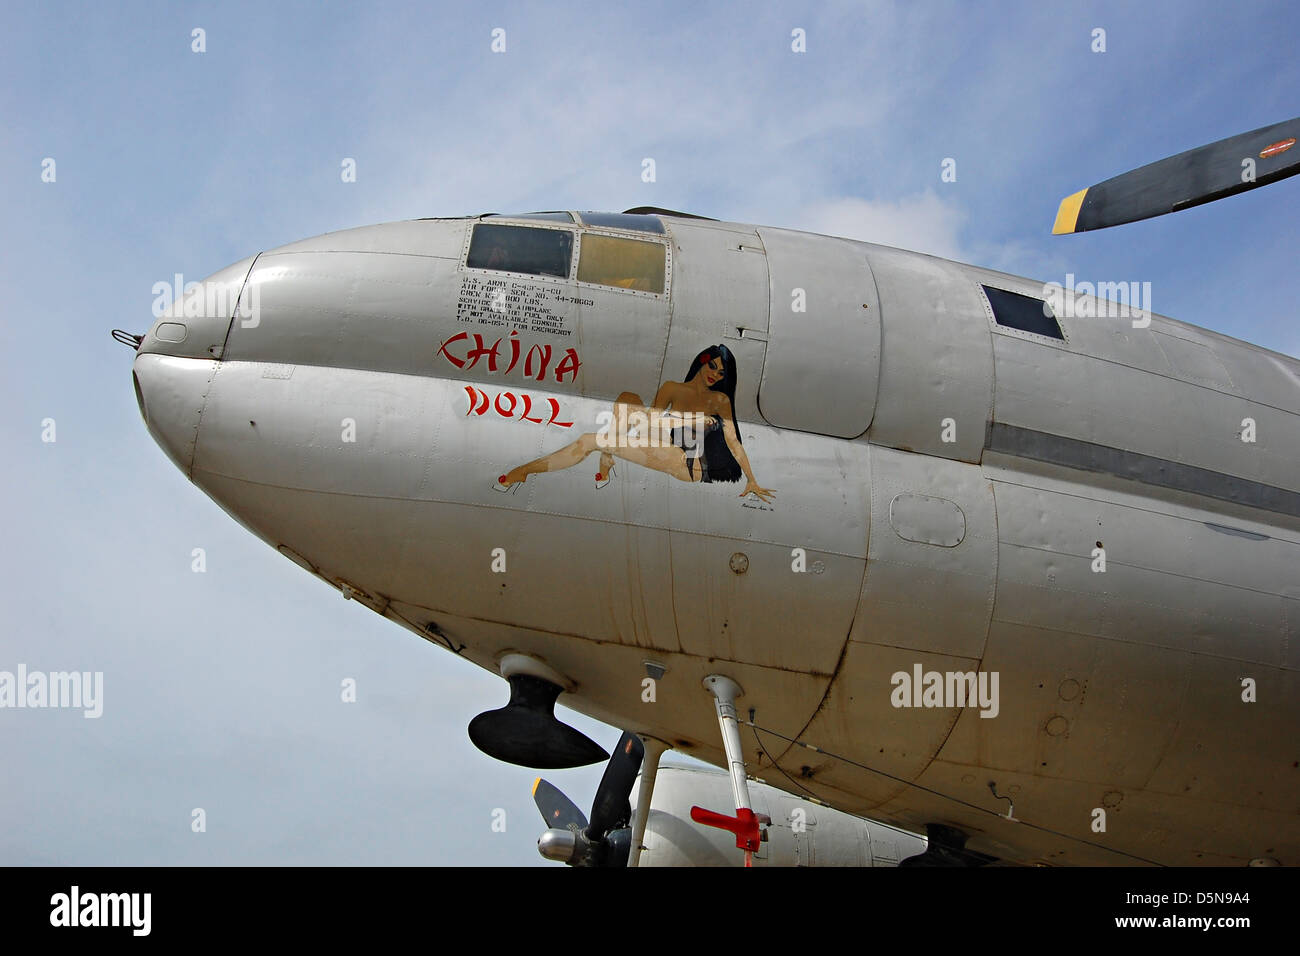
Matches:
[537,828,579,863]
[532,731,646,867]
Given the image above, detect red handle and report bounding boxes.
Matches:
[690,805,762,853]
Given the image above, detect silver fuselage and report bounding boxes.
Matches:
[132,213,1299,866]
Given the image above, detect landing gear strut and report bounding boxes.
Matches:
[628,736,669,867]
[689,675,767,867]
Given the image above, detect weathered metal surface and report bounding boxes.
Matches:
[135,212,1300,866]
[756,227,880,438]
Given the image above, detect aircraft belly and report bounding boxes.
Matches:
[188,362,869,766]
[746,444,1298,865]
[779,446,998,809]
[395,606,834,786]
[916,469,1297,864]
[661,426,868,674]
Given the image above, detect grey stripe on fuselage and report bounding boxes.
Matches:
[985,422,1300,520]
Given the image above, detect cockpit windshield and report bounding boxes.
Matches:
[484,211,575,223]
[466,223,573,277]
[577,234,666,293]
[576,212,665,234]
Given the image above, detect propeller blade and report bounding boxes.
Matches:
[1052,116,1300,234]
[532,777,588,833]
[586,731,644,838]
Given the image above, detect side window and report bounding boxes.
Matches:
[982,284,1065,340]
[467,223,573,278]
[577,234,667,293]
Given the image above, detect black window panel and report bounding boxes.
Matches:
[486,211,575,222]
[577,212,665,234]
[467,223,573,277]
[983,285,1064,340]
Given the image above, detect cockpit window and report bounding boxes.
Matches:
[467,223,573,277]
[485,211,575,223]
[577,234,666,293]
[576,212,665,234]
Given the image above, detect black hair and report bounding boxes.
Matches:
[682,343,742,483]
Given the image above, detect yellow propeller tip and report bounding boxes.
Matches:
[1052,188,1089,235]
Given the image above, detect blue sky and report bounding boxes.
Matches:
[1,0,1296,865]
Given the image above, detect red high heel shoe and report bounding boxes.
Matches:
[492,474,522,494]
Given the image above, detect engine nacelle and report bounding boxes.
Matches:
[634,765,926,867]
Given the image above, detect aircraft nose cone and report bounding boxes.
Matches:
[132,353,217,478]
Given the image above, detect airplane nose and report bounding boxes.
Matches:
[129,255,255,479]
[132,353,217,478]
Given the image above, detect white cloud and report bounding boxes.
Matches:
[790,191,969,260]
